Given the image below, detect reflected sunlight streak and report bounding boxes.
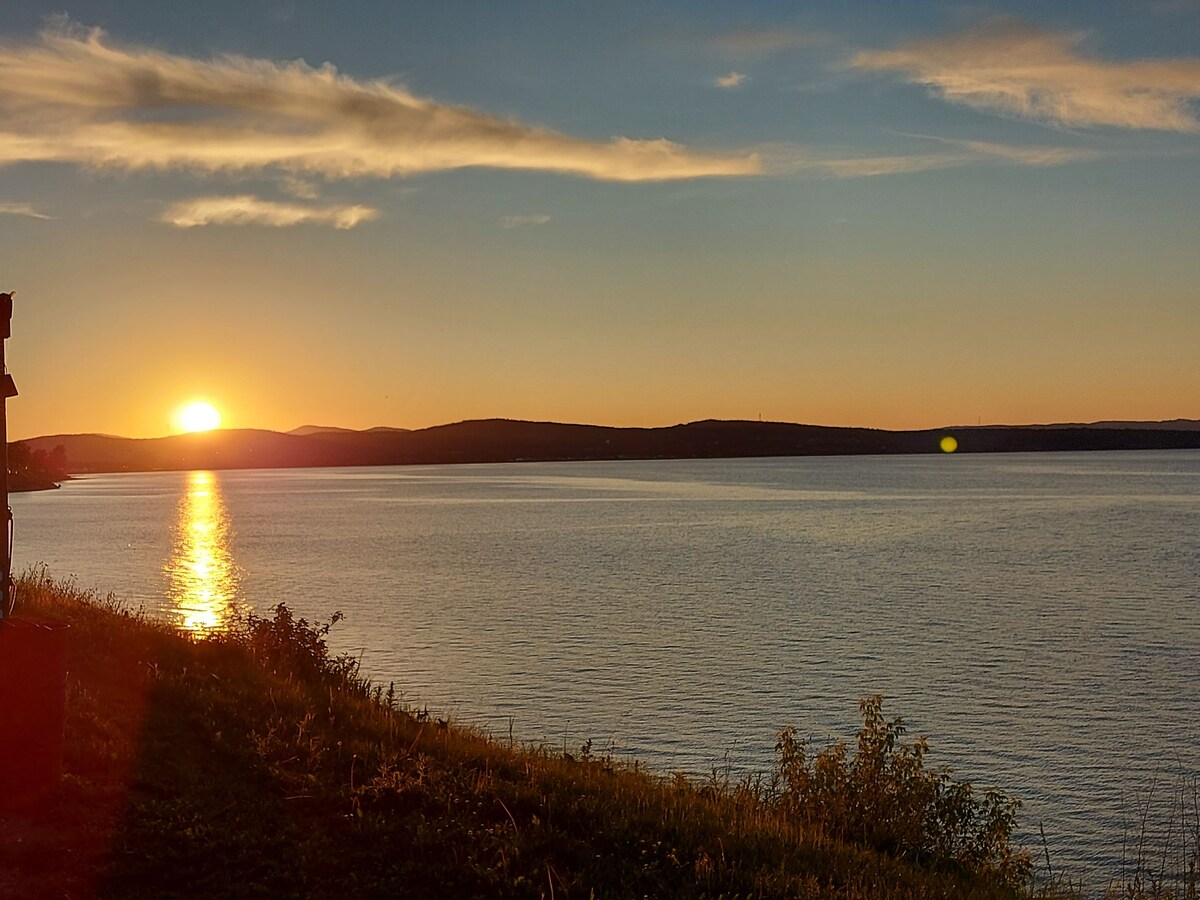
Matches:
[165,471,244,631]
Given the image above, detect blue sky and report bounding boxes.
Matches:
[0,1,1197,437]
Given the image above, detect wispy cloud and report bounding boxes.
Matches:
[161,195,379,229]
[500,213,550,229]
[796,153,967,178]
[280,174,319,200]
[0,201,50,219]
[711,27,824,57]
[716,71,747,89]
[0,22,761,182]
[764,138,1098,178]
[850,18,1200,131]
[952,138,1101,166]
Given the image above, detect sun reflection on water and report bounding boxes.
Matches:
[165,470,244,631]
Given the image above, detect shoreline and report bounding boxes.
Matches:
[19,443,1200,483]
[10,481,60,493]
[11,455,1199,893]
[5,574,1196,897]
[1,574,1051,899]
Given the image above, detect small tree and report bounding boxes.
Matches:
[7,440,30,475]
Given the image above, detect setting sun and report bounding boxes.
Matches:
[177,401,222,433]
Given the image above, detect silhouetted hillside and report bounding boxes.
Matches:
[19,429,344,474]
[17,418,1200,476]
[288,425,360,437]
[289,425,413,437]
[977,419,1200,431]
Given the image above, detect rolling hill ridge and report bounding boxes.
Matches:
[18,418,1200,475]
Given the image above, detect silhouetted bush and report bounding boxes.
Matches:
[774,695,1031,887]
[229,602,355,685]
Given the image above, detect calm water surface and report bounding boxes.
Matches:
[13,451,1200,880]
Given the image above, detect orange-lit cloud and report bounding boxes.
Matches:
[716,71,748,89]
[162,195,379,229]
[851,19,1200,131]
[0,22,761,182]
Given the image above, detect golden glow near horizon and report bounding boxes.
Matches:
[2,13,1199,442]
[177,400,222,433]
[164,470,243,631]
[940,435,959,454]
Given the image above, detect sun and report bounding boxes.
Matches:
[177,401,222,433]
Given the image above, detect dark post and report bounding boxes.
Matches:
[0,291,15,619]
[0,289,70,808]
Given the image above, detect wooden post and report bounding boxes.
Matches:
[0,291,15,619]
[0,290,70,806]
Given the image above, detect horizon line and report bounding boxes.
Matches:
[14,414,1200,444]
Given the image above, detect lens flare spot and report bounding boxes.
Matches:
[940,435,959,454]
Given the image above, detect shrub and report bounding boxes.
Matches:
[224,602,356,685]
[773,695,1031,887]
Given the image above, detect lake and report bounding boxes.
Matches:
[12,450,1200,881]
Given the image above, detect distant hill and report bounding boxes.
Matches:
[966,419,1200,431]
[289,425,412,437]
[16,418,1200,476]
[1069,419,1200,431]
[20,429,338,474]
[288,425,359,436]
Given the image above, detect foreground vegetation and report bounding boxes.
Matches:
[1,574,1195,898]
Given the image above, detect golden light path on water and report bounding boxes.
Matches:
[164,470,244,631]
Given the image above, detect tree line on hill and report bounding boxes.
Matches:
[14,418,1200,477]
[8,441,68,491]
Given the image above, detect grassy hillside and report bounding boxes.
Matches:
[0,575,1192,898]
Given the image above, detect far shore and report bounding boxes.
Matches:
[17,417,1200,480]
[9,474,61,493]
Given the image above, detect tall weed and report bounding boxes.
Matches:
[1105,775,1200,900]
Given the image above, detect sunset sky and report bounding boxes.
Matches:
[1,1,1197,439]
